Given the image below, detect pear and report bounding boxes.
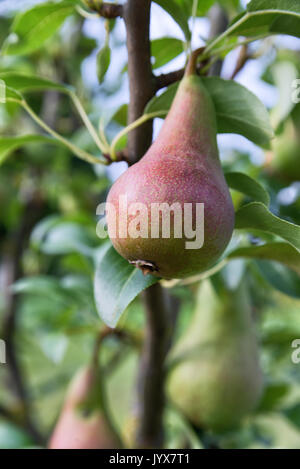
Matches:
[106,50,234,279]
[267,119,300,182]
[49,366,119,449]
[167,281,263,432]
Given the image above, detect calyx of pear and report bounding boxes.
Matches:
[167,280,263,432]
[49,365,119,449]
[106,49,234,279]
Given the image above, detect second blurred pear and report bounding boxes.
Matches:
[167,280,264,432]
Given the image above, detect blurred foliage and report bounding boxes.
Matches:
[0,0,299,450]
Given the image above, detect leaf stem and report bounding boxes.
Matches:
[185,47,206,76]
[99,117,110,149]
[20,100,107,165]
[109,111,166,160]
[76,5,100,19]
[188,0,199,54]
[205,9,299,55]
[69,91,109,153]
[204,34,268,59]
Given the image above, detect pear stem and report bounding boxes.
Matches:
[185,47,206,77]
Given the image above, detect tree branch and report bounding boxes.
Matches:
[121,0,179,449]
[85,1,123,18]
[155,67,185,91]
[154,58,208,91]
[136,285,179,448]
[230,45,250,79]
[123,0,155,165]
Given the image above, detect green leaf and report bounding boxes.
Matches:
[248,0,300,16]
[284,404,300,430]
[151,37,184,69]
[0,422,32,450]
[145,81,178,115]
[230,0,300,39]
[195,0,240,18]
[235,202,300,252]
[112,104,128,127]
[228,242,300,275]
[258,381,290,412]
[197,0,215,16]
[203,77,274,145]
[96,43,111,84]
[2,86,23,101]
[12,274,94,322]
[145,77,274,146]
[94,246,158,328]
[2,1,75,56]
[153,0,191,40]
[14,273,95,330]
[0,72,71,93]
[12,276,68,300]
[0,17,10,49]
[0,135,58,166]
[219,0,240,14]
[30,215,63,249]
[36,331,69,364]
[225,172,270,206]
[256,260,300,298]
[34,222,97,256]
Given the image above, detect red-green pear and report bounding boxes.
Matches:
[106,50,234,279]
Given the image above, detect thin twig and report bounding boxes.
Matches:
[136,284,175,448]
[20,100,107,165]
[207,4,228,76]
[90,326,136,448]
[110,111,166,160]
[70,92,109,154]
[91,326,136,366]
[155,60,208,91]
[230,44,250,79]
